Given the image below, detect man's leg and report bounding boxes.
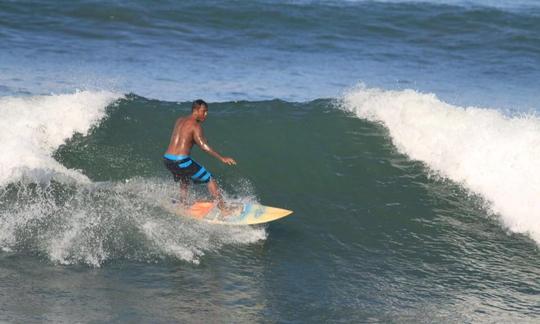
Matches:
[207,179,240,215]
[207,179,225,209]
[179,179,189,206]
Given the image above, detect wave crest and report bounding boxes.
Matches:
[341,85,540,244]
[0,90,122,186]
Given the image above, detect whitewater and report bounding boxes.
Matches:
[342,86,540,244]
[0,91,121,186]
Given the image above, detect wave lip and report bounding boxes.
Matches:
[341,85,540,244]
[0,90,122,186]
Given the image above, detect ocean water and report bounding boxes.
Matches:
[1,0,539,322]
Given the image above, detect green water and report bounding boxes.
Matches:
[1,96,538,322]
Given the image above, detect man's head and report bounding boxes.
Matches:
[192,99,208,122]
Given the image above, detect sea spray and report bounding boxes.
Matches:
[0,91,122,186]
[341,86,540,244]
[0,178,266,266]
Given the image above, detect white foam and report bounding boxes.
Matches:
[341,86,540,244]
[0,91,122,186]
[0,178,267,267]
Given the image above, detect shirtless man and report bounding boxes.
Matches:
[163,99,236,209]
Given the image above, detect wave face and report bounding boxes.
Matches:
[342,86,540,244]
[2,92,539,266]
[0,93,538,322]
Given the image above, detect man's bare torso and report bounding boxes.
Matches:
[165,116,199,156]
[164,106,234,165]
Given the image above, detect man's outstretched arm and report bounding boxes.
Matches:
[193,126,237,165]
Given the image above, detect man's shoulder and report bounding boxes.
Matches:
[180,117,201,130]
[177,115,192,124]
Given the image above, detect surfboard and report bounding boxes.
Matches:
[162,199,293,225]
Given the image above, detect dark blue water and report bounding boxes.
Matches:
[1,0,540,108]
[1,1,539,322]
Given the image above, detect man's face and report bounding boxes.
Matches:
[195,106,208,122]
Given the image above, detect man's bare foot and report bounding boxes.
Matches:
[172,198,190,210]
[217,202,242,217]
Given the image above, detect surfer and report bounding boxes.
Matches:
[163,99,236,210]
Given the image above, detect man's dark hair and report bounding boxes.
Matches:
[192,99,208,111]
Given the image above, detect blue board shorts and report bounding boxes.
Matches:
[163,154,212,184]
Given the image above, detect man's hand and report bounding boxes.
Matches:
[221,157,237,165]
